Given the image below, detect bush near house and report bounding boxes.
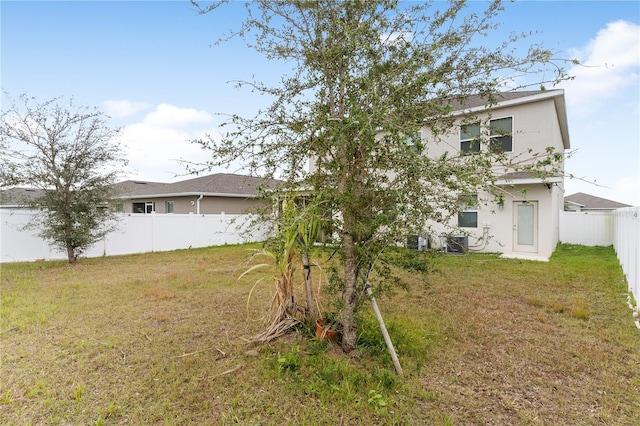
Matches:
[0,244,637,425]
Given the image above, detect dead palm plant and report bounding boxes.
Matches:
[242,196,327,343]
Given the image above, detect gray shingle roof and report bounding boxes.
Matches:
[0,187,44,206]
[448,91,545,111]
[113,173,282,198]
[565,192,632,210]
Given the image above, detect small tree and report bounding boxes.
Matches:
[0,94,127,264]
[191,0,572,352]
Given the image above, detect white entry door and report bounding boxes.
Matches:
[513,201,538,253]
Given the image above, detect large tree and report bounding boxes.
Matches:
[191,0,571,352]
[0,94,127,264]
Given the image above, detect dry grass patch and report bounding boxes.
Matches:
[1,243,638,425]
[144,286,177,300]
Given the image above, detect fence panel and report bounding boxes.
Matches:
[559,211,613,246]
[0,210,270,263]
[0,210,68,261]
[613,207,639,304]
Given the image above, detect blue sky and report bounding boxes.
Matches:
[2,0,639,205]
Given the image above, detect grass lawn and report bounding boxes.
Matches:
[1,243,638,425]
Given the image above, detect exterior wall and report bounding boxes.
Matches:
[431,184,560,258]
[420,99,565,258]
[117,196,266,215]
[423,98,565,163]
[309,95,567,259]
[197,197,265,214]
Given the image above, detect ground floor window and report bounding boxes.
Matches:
[458,194,478,228]
[133,201,155,214]
[166,201,174,213]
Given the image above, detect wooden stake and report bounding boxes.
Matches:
[302,252,319,319]
[366,283,403,376]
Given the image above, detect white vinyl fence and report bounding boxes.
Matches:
[613,207,640,306]
[1,209,271,263]
[559,211,614,246]
[560,208,640,304]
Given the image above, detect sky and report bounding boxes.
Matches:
[1,0,639,206]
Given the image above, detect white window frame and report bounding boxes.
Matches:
[460,122,481,154]
[458,194,478,228]
[166,200,175,214]
[132,201,155,214]
[489,116,513,153]
[406,130,423,154]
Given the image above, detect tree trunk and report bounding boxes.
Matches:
[341,233,358,352]
[302,251,319,319]
[66,244,77,264]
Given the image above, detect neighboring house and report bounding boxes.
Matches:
[0,173,280,215]
[420,89,570,260]
[564,192,632,212]
[112,173,281,215]
[0,187,45,208]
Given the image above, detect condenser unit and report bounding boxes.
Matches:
[445,235,468,254]
[406,235,419,250]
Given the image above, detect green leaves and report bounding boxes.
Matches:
[1,93,126,263]
[193,0,573,349]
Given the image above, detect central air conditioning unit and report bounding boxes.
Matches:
[407,234,432,251]
[444,235,468,254]
[407,234,419,250]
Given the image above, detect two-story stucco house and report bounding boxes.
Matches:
[420,89,570,260]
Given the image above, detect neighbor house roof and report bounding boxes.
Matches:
[564,192,632,210]
[113,173,282,199]
[0,187,45,207]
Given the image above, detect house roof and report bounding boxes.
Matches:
[113,173,282,199]
[1,174,282,206]
[447,91,545,111]
[0,187,45,206]
[564,192,632,210]
[448,90,570,150]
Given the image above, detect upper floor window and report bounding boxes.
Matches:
[406,131,423,154]
[460,123,480,154]
[489,117,513,153]
[460,117,513,154]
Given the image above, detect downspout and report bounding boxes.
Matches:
[196,194,203,215]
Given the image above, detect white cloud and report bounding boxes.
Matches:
[561,20,640,109]
[613,175,640,207]
[143,104,213,128]
[103,100,150,118]
[119,104,221,182]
